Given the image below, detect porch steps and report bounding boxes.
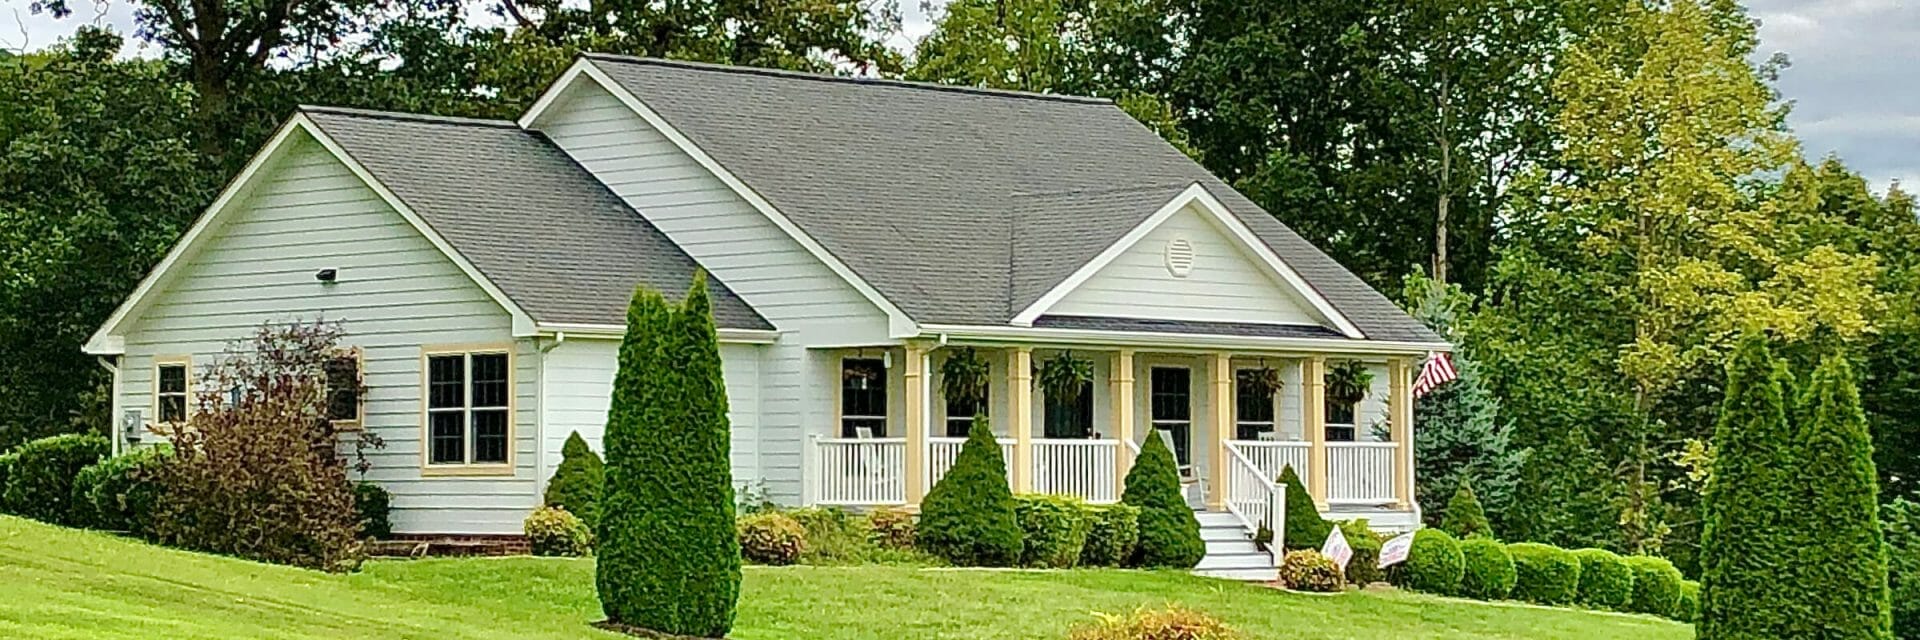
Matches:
[1190,510,1276,582]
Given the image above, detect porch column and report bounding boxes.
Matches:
[1009,346,1035,493]
[1303,355,1329,507]
[1206,352,1232,511]
[1389,357,1416,510]
[904,342,930,506]
[1111,349,1135,495]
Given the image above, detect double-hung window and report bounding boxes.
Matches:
[425,349,512,469]
[1325,395,1357,442]
[944,392,981,437]
[325,348,364,430]
[154,357,191,425]
[840,358,887,438]
[1043,382,1093,439]
[1150,367,1192,473]
[1235,369,1276,441]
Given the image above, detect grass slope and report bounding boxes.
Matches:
[0,517,1691,639]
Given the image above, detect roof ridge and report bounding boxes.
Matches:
[581,53,1114,106]
[1009,181,1197,199]
[299,105,521,129]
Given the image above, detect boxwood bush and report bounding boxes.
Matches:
[0,451,15,514]
[2,433,108,526]
[525,506,593,557]
[1279,549,1346,593]
[1676,579,1701,623]
[1508,543,1581,605]
[1457,536,1517,600]
[1338,520,1384,586]
[1571,548,1634,610]
[1014,494,1091,568]
[1623,555,1684,618]
[73,446,171,533]
[352,481,392,540]
[1079,503,1140,567]
[1397,528,1464,594]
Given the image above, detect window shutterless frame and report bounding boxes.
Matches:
[1149,366,1193,472]
[419,344,515,476]
[1234,368,1277,441]
[839,357,888,437]
[152,355,192,427]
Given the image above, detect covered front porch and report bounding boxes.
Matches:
[799,341,1421,528]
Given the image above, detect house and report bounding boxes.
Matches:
[82,54,1449,578]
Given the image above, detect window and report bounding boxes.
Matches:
[425,349,511,468]
[1043,381,1093,439]
[1150,367,1192,471]
[154,358,190,424]
[325,349,363,430]
[1235,369,1276,441]
[944,393,981,438]
[1325,396,1357,442]
[841,358,887,437]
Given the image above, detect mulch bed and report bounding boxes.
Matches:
[591,620,730,639]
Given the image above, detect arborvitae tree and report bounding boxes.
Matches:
[596,275,739,637]
[1122,434,1204,568]
[1789,355,1892,638]
[1440,481,1494,540]
[543,431,604,530]
[1277,464,1331,550]
[1699,336,1804,639]
[917,416,1022,566]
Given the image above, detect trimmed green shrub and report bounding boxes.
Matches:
[1676,580,1701,623]
[69,458,109,528]
[525,506,592,557]
[1784,355,1893,637]
[1338,520,1384,586]
[1885,498,1920,640]
[353,481,392,540]
[738,511,807,565]
[1121,434,1204,568]
[1457,537,1516,600]
[1398,528,1465,594]
[1279,550,1347,593]
[74,446,170,533]
[595,278,740,637]
[1571,548,1633,610]
[543,431,605,531]
[1080,503,1140,567]
[1623,555,1684,618]
[1067,605,1239,640]
[2,433,108,526]
[865,507,915,550]
[0,451,15,514]
[1439,482,1494,539]
[1277,464,1331,550]
[918,416,1022,567]
[1014,493,1091,568]
[1508,542,1581,605]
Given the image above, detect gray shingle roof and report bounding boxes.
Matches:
[1034,316,1349,340]
[301,107,772,331]
[586,55,1440,344]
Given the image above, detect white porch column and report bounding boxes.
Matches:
[1111,349,1135,496]
[1009,346,1034,493]
[904,342,929,506]
[1206,352,1231,512]
[1389,357,1416,510]
[1304,355,1329,507]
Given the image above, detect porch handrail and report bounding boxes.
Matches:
[810,435,907,506]
[1223,442,1285,565]
[1326,440,1399,505]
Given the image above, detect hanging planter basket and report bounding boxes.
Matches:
[939,347,991,406]
[1035,351,1094,400]
[1238,365,1284,394]
[1325,360,1374,405]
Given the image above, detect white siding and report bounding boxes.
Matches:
[541,339,765,486]
[531,78,894,503]
[1052,204,1325,326]
[117,134,538,535]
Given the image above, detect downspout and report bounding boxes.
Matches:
[533,332,567,499]
[96,356,122,457]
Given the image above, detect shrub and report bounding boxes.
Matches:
[1676,580,1701,623]
[1885,498,1920,639]
[1122,435,1204,568]
[1397,528,1464,594]
[1570,548,1633,610]
[74,446,170,533]
[595,278,740,638]
[1439,482,1494,540]
[543,431,604,531]
[525,506,593,557]
[144,321,371,573]
[1623,555,1684,618]
[1780,355,1892,637]
[1067,605,1238,640]
[2,433,108,525]
[738,511,807,565]
[1508,542,1581,605]
[0,451,14,513]
[918,417,1022,567]
[866,507,916,550]
[1337,520,1384,586]
[787,506,933,566]
[1080,503,1140,567]
[1457,537,1516,600]
[1277,465,1330,550]
[353,482,392,540]
[1279,550,1347,593]
[1014,494,1092,568]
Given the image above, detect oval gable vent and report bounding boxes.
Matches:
[1164,237,1195,278]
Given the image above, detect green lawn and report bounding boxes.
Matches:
[0,516,1691,639]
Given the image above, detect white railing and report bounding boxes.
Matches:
[928,436,1016,488]
[1226,439,1311,481]
[1223,443,1285,565]
[1033,439,1120,503]
[1328,442,1399,505]
[810,435,906,505]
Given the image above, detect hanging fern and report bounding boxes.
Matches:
[1238,366,1284,394]
[1035,351,1094,401]
[939,347,991,406]
[1325,360,1374,405]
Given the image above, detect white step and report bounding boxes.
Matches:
[1194,511,1243,528]
[1194,567,1279,582]
[1204,538,1261,556]
[1195,551,1272,571]
[1199,526,1247,542]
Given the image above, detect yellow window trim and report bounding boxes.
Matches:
[417,343,516,476]
[328,346,366,432]
[151,355,193,429]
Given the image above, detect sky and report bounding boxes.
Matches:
[4,0,1914,192]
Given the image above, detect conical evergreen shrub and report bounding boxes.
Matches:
[1699,336,1810,639]
[595,275,740,638]
[917,416,1022,566]
[543,432,604,531]
[1122,434,1203,568]
[1788,355,1892,638]
[1277,464,1331,550]
[1440,481,1494,540]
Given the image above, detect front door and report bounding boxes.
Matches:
[1150,367,1193,478]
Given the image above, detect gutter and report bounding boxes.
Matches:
[533,322,781,344]
[913,323,1451,356]
[533,332,567,499]
[96,356,122,456]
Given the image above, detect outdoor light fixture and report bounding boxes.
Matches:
[315,268,338,283]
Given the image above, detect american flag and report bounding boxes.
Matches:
[1412,353,1458,397]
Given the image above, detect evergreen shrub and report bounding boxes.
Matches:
[865,507,915,550]
[1277,465,1330,550]
[1014,494,1091,568]
[1508,543,1581,605]
[75,446,170,533]
[2,433,108,525]
[1080,503,1140,567]
[917,417,1022,567]
[1400,528,1465,594]
[1338,520,1384,586]
[353,481,392,540]
[1121,435,1203,568]
[1676,580,1701,623]
[1623,555,1683,618]
[1571,548,1634,610]
[543,431,604,531]
[1440,482,1494,539]
[1457,536,1517,601]
[1279,550,1347,593]
[525,506,592,557]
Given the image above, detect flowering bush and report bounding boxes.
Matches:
[526,506,593,557]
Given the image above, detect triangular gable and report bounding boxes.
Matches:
[84,115,535,354]
[1011,184,1365,339]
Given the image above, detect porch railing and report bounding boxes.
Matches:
[1223,442,1285,563]
[928,436,1016,488]
[1032,439,1120,503]
[1328,442,1398,505]
[809,435,906,506]
[1227,440,1311,481]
